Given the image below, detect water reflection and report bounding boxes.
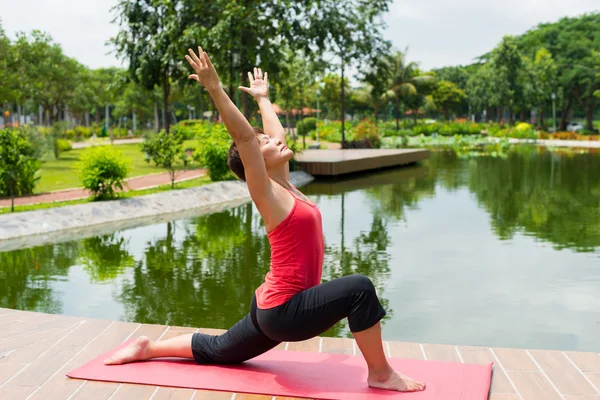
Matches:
[1,148,599,351]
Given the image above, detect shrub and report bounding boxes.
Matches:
[0,128,41,211]
[381,128,413,137]
[142,130,191,188]
[77,146,130,200]
[56,139,72,153]
[515,122,533,132]
[349,119,381,148]
[195,136,231,181]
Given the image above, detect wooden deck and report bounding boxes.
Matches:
[295,149,429,176]
[0,309,599,400]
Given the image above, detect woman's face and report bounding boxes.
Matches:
[258,134,294,168]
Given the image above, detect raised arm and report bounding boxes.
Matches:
[185,47,273,208]
[239,68,289,178]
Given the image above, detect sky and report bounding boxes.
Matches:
[0,0,598,71]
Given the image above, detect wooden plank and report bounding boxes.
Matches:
[529,349,598,395]
[110,383,157,399]
[488,395,521,400]
[26,320,136,400]
[161,326,197,340]
[321,337,353,355]
[387,341,424,360]
[152,386,196,400]
[286,338,319,352]
[507,371,562,400]
[421,343,461,363]
[0,325,78,364]
[68,381,119,400]
[457,345,514,394]
[587,374,600,389]
[565,352,600,373]
[0,361,28,386]
[0,384,36,399]
[494,348,538,371]
[193,390,235,399]
[235,394,272,400]
[7,321,90,387]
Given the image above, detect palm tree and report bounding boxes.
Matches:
[387,49,435,130]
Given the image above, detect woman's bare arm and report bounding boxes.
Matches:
[185,47,273,208]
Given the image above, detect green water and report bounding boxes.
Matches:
[1,148,599,351]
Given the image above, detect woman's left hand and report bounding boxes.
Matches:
[238,68,269,100]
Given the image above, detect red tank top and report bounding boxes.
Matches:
[255,189,324,309]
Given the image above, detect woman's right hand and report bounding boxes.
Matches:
[238,68,269,100]
[185,46,221,92]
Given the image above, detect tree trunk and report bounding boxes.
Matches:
[105,104,110,132]
[585,97,596,131]
[85,112,90,127]
[154,102,159,132]
[559,95,573,131]
[286,110,290,135]
[38,105,43,126]
[539,105,545,127]
[374,105,378,127]
[133,113,137,133]
[242,72,250,119]
[519,108,525,123]
[395,98,400,131]
[162,68,170,133]
[340,55,346,146]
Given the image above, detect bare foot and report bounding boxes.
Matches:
[368,368,426,392]
[104,336,152,365]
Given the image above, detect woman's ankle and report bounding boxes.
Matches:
[367,363,394,382]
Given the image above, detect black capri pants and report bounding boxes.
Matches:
[191,274,386,364]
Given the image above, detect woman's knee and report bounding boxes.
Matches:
[346,274,376,294]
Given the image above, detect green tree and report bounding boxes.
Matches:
[489,35,525,124]
[111,0,192,133]
[0,23,19,107]
[432,80,467,120]
[524,48,557,127]
[11,31,81,124]
[141,130,190,188]
[0,129,41,212]
[387,50,434,129]
[314,0,392,144]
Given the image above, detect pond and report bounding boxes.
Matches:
[1,147,599,352]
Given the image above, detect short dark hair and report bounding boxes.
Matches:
[227,127,264,181]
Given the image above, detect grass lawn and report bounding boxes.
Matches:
[37,140,200,193]
[1,174,214,215]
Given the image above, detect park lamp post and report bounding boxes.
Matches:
[316,87,321,146]
[551,92,557,133]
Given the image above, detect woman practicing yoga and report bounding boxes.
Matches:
[103,46,425,393]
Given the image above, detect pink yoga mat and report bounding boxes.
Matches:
[67,339,492,399]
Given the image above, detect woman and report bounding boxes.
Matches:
[103,46,425,393]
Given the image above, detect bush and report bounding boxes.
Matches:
[56,139,72,153]
[0,128,41,211]
[172,120,212,140]
[381,128,413,137]
[349,119,381,148]
[77,146,130,200]
[195,136,231,181]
